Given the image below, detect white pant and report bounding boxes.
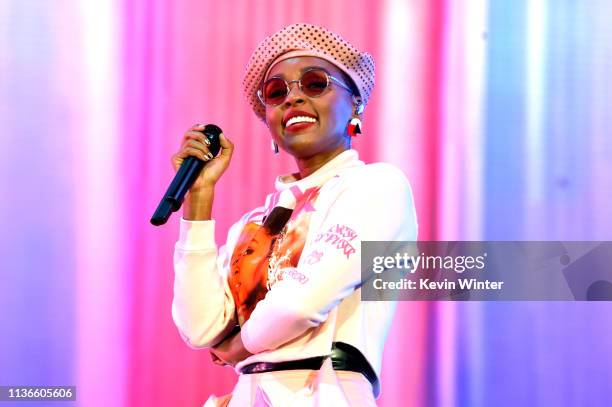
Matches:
[204,358,377,407]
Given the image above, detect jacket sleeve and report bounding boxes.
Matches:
[171,218,242,348]
[240,166,418,353]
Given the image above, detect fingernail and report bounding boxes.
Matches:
[204,138,211,145]
[196,123,206,128]
[208,152,214,159]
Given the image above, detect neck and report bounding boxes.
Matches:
[295,145,349,179]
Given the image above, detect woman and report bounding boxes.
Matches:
[171,23,418,406]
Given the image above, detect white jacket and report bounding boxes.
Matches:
[172,149,418,382]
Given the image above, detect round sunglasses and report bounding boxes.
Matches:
[257,68,353,106]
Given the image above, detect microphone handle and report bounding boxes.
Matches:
[150,157,204,226]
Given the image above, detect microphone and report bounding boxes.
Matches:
[150,124,222,226]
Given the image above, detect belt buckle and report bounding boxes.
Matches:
[248,362,271,374]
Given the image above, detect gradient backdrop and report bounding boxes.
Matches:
[1,0,612,406]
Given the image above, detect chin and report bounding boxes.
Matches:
[279,130,317,153]
[282,141,318,158]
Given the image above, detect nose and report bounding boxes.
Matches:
[284,81,305,106]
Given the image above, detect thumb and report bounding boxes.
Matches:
[219,133,233,151]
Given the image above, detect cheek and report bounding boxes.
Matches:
[265,108,282,129]
[265,110,285,141]
[320,101,351,131]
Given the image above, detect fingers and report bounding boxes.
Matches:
[219,133,233,148]
[187,124,212,146]
[183,131,211,148]
[209,349,228,366]
[179,127,214,161]
[171,129,213,171]
[182,139,214,159]
[218,133,234,157]
[184,146,209,161]
[172,145,212,170]
[172,124,234,173]
[187,124,233,155]
[189,123,206,131]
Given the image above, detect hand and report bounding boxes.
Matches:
[209,350,227,366]
[209,331,253,367]
[171,123,234,192]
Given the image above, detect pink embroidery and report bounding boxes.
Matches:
[289,185,302,199]
[304,250,324,265]
[279,268,309,284]
[331,224,358,241]
[270,192,280,208]
[289,186,316,212]
[315,224,358,259]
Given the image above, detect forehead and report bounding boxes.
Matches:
[265,56,345,80]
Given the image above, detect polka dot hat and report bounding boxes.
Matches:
[243,23,375,122]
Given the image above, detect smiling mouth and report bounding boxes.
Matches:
[284,117,318,132]
[285,115,317,127]
[285,122,317,133]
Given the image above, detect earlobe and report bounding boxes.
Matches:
[352,95,364,115]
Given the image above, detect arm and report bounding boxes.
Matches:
[171,218,239,348]
[170,127,237,348]
[240,166,418,353]
[209,329,254,367]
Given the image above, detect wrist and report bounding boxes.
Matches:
[188,183,215,196]
[183,187,214,220]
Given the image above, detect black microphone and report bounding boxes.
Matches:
[150,124,222,226]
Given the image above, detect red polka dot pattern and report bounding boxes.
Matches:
[243,23,375,122]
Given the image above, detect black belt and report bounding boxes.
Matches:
[239,342,380,397]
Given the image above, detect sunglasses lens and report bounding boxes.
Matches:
[263,78,287,105]
[261,69,331,105]
[301,70,329,97]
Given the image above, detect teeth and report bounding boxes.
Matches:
[286,116,316,127]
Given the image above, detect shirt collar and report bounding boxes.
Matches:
[274,149,363,192]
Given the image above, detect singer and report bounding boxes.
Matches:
[171,23,418,406]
